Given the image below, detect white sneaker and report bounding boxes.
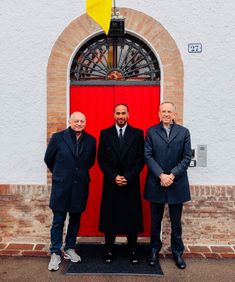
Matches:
[48,253,61,271]
[64,249,81,263]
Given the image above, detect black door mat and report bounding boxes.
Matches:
[66,243,163,276]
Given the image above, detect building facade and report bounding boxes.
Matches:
[0,1,235,255]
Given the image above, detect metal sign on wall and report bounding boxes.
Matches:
[188,43,202,53]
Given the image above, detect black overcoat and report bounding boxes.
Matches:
[144,122,191,204]
[44,128,96,213]
[98,124,144,234]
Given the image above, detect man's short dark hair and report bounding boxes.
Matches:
[113,104,129,113]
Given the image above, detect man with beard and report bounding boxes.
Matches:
[98,104,144,265]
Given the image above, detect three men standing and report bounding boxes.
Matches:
[98,104,145,264]
[45,101,191,270]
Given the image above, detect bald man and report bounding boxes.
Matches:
[44,112,96,271]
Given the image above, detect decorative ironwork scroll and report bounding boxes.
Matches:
[70,34,160,83]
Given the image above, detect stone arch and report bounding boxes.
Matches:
[47,7,184,144]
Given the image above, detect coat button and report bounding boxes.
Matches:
[74,180,78,184]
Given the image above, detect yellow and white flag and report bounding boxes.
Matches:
[86,0,112,34]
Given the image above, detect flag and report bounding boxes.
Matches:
[86,0,112,34]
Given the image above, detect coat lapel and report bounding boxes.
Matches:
[168,123,180,144]
[155,123,168,143]
[109,125,121,157]
[120,125,136,159]
[155,122,180,144]
[62,130,90,158]
[77,132,89,157]
[62,129,76,157]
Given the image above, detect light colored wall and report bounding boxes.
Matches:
[0,1,235,184]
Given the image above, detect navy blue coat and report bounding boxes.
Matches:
[144,122,191,204]
[44,128,96,213]
[98,124,144,234]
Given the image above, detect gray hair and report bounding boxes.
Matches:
[160,101,176,112]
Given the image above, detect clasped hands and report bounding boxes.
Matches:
[115,175,127,186]
[159,173,175,188]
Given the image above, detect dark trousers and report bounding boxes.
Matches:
[50,211,81,255]
[150,203,184,257]
[105,233,138,251]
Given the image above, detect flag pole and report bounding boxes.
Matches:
[113,0,116,16]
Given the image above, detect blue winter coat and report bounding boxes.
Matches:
[144,122,191,204]
[44,128,96,213]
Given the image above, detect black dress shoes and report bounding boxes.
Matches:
[174,256,186,269]
[148,251,159,266]
[130,249,139,265]
[103,250,113,264]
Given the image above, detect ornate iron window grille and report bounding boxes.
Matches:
[70,33,160,85]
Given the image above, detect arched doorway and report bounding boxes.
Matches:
[70,33,161,236]
[47,7,184,237]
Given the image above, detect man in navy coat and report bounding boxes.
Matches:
[144,101,191,269]
[44,112,96,271]
[98,104,144,264]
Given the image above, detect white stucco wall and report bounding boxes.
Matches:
[0,0,234,184]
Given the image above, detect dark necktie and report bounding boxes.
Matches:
[119,128,123,147]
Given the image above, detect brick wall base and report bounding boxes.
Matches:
[0,184,235,257]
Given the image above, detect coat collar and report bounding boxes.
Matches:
[156,121,180,144]
[108,124,136,159]
[62,128,89,157]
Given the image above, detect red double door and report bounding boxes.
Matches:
[70,85,160,236]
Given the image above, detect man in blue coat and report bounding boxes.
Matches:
[44,112,96,271]
[144,101,191,270]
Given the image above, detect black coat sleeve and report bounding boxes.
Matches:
[44,133,57,173]
[89,137,97,169]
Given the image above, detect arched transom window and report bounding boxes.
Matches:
[70,33,160,83]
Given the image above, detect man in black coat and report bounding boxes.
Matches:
[144,101,192,270]
[44,112,96,271]
[98,104,144,264]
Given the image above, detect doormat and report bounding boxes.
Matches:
[66,243,163,276]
